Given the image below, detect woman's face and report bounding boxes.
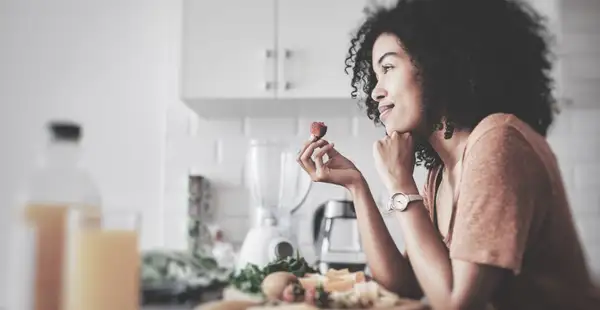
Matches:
[371,33,425,136]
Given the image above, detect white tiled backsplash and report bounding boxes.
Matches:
[164,102,600,278]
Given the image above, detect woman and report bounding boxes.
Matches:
[297,0,600,309]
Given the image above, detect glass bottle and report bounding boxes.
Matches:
[17,121,101,310]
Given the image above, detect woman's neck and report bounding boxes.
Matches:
[428,128,471,174]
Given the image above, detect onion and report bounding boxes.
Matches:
[261,271,298,300]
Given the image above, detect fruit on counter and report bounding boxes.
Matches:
[299,269,366,293]
[281,281,307,303]
[218,266,426,309]
[261,272,298,300]
[310,122,328,141]
[266,268,424,309]
[229,254,318,296]
[248,304,319,310]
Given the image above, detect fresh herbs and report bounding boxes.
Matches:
[314,284,330,308]
[262,254,319,278]
[229,263,264,294]
[229,254,318,295]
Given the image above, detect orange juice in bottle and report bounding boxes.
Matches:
[18,121,101,310]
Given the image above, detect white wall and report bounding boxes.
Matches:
[166,103,600,278]
[0,0,182,306]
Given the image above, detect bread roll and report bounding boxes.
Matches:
[298,270,366,293]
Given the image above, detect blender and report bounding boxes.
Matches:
[236,139,312,270]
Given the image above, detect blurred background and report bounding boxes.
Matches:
[0,0,598,308]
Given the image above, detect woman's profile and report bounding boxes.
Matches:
[297,0,600,309]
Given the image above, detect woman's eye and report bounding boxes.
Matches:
[382,65,393,73]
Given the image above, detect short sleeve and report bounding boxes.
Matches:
[450,126,543,274]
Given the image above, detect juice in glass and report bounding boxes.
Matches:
[63,210,140,310]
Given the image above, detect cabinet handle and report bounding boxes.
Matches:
[284,49,292,59]
[264,49,275,92]
[281,49,292,91]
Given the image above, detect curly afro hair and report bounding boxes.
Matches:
[345,0,558,169]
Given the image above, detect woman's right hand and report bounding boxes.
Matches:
[297,139,363,189]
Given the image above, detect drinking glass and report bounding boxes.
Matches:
[63,209,141,310]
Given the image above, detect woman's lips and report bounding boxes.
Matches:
[379,105,394,122]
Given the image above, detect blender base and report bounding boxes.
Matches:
[236,224,298,270]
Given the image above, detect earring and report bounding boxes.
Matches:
[443,120,454,139]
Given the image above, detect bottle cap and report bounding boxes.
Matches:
[48,121,81,142]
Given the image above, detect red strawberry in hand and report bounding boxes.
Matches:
[310,122,328,141]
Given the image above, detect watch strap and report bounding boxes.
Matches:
[406,194,423,203]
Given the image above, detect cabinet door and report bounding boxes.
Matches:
[276,0,369,99]
[181,0,277,99]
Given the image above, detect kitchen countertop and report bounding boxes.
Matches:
[142,286,224,310]
[143,306,195,310]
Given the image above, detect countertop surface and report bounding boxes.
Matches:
[143,306,194,310]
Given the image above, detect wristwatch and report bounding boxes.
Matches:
[384,192,423,214]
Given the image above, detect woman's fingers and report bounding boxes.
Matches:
[297,139,329,177]
[314,143,335,173]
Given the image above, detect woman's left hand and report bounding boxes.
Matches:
[373,131,417,193]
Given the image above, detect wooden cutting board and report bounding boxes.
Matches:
[195,298,430,310]
[248,301,430,310]
[220,286,265,302]
[196,285,430,310]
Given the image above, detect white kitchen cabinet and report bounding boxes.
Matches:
[181,0,276,99]
[275,0,367,99]
[181,0,380,119]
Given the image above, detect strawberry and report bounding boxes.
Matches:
[310,122,328,141]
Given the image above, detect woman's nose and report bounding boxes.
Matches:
[371,87,387,102]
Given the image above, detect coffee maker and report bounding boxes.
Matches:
[313,200,367,274]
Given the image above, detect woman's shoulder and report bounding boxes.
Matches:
[466,113,541,156]
[464,113,551,175]
[470,113,525,139]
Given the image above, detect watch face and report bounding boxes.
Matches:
[395,194,408,206]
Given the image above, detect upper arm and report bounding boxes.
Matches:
[449,259,509,309]
[448,126,544,308]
